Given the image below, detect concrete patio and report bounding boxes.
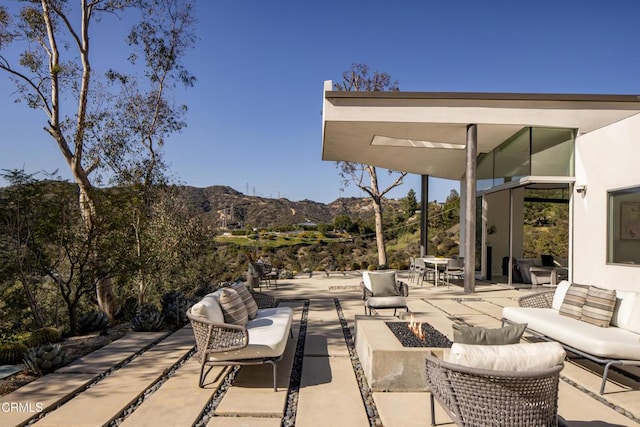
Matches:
[1,273,638,426]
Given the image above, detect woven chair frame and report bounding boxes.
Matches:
[518,290,555,309]
[426,353,562,427]
[249,290,277,309]
[360,280,409,300]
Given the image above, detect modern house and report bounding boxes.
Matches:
[321,81,640,292]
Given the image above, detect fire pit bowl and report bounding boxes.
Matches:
[355,316,452,391]
[385,321,452,348]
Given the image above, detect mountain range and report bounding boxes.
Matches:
[176,185,402,229]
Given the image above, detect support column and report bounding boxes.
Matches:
[420,175,429,257]
[464,124,477,293]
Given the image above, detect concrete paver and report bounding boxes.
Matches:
[118,361,227,426]
[207,416,282,427]
[33,328,194,427]
[0,373,95,427]
[558,381,635,426]
[373,392,454,427]
[296,356,369,427]
[56,332,166,374]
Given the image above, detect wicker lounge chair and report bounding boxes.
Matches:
[187,289,293,391]
[425,352,563,426]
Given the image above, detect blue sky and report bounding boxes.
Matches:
[2,0,640,203]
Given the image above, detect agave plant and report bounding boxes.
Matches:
[23,343,68,375]
[132,304,165,332]
[76,311,110,335]
[0,341,29,365]
[161,290,191,329]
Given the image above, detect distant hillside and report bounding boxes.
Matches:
[175,185,401,229]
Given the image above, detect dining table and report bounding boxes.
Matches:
[421,257,452,287]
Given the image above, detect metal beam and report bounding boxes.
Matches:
[420,175,429,257]
[464,125,477,293]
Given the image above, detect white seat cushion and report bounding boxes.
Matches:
[611,291,639,328]
[503,306,640,360]
[446,341,565,371]
[207,306,293,362]
[365,296,406,308]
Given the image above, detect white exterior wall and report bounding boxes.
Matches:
[573,113,640,291]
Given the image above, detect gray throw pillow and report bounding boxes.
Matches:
[452,323,527,345]
[368,271,398,297]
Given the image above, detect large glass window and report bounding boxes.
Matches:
[608,186,640,265]
[531,128,574,176]
[494,128,531,185]
[476,127,575,193]
[476,152,494,192]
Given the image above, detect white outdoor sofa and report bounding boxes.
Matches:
[502,280,640,394]
[187,286,293,391]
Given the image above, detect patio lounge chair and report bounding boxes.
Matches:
[360,270,409,316]
[425,343,565,426]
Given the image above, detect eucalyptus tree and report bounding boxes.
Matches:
[334,63,407,267]
[0,0,196,319]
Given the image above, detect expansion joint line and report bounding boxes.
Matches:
[333,298,381,427]
[281,299,309,427]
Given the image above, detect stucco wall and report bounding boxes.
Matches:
[573,113,640,291]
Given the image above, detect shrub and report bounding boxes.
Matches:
[161,290,191,329]
[26,328,62,348]
[0,342,29,365]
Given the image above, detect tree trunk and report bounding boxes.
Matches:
[368,166,387,267]
[77,186,116,322]
[372,198,387,267]
[20,275,45,328]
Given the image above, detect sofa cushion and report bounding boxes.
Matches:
[580,286,617,327]
[207,306,293,362]
[611,291,639,329]
[365,296,407,308]
[503,306,640,360]
[366,271,398,296]
[452,323,526,345]
[559,283,590,319]
[219,288,248,326]
[627,300,640,335]
[552,281,571,310]
[230,282,259,320]
[446,342,565,371]
[190,295,224,323]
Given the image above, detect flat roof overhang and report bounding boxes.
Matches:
[321,81,640,179]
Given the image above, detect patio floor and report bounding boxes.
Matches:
[1,273,638,426]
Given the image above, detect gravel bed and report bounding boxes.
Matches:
[334,298,382,427]
[281,299,309,427]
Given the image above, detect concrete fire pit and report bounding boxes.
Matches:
[354,316,450,392]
